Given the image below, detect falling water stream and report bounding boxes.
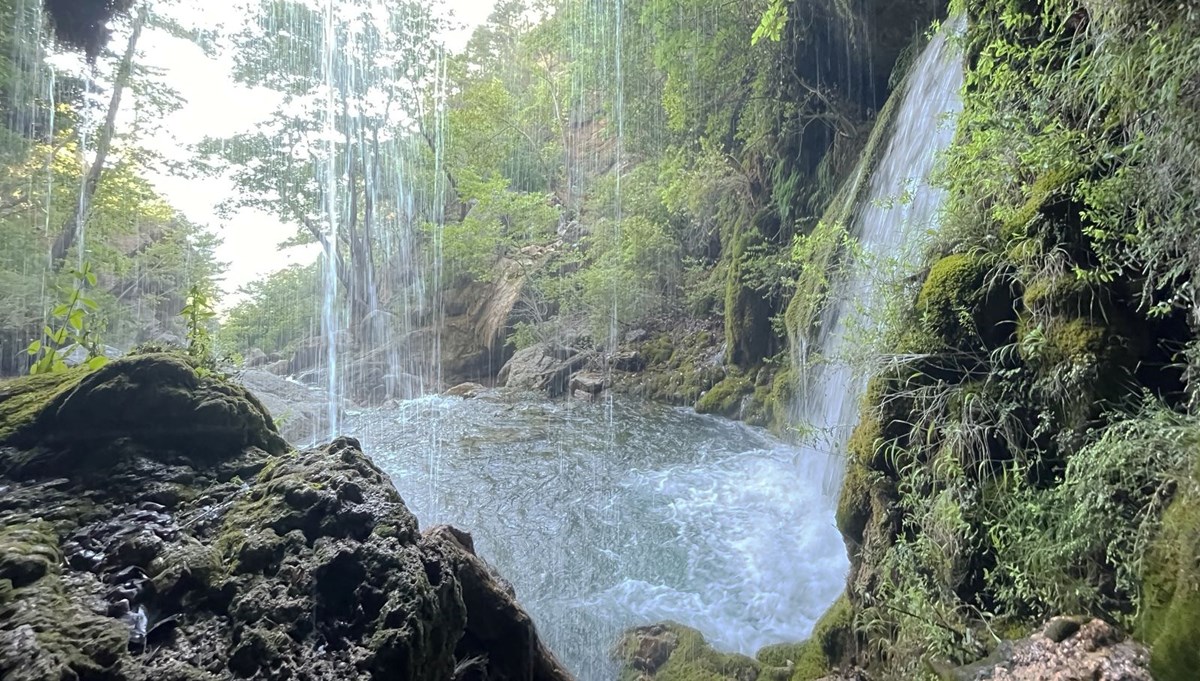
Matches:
[790,20,966,489]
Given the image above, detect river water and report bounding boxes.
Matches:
[344,392,847,680]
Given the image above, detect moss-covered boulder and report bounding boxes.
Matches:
[696,374,754,418]
[1138,466,1200,681]
[0,353,286,476]
[917,253,1012,351]
[0,367,570,681]
[757,595,855,681]
[615,622,767,681]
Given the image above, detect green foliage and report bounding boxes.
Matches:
[751,0,791,46]
[836,3,1200,676]
[27,263,108,375]
[783,220,855,341]
[986,403,1196,624]
[181,285,218,367]
[220,263,321,357]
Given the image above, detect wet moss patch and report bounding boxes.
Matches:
[1,353,286,477]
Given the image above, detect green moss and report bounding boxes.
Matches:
[1021,274,1100,317]
[645,334,676,366]
[0,521,129,680]
[696,374,754,417]
[3,354,287,476]
[0,368,89,445]
[1001,167,1082,241]
[756,595,855,681]
[1041,316,1110,365]
[764,366,796,433]
[917,252,992,349]
[837,458,873,545]
[617,622,762,681]
[724,217,772,368]
[848,414,884,468]
[1138,481,1200,681]
[0,522,61,589]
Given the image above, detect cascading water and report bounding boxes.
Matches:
[319,0,342,439]
[789,18,966,489]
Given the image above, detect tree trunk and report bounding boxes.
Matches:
[49,5,148,271]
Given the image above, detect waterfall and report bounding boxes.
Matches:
[789,18,965,488]
[319,0,342,440]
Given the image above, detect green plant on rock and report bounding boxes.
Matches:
[27,262,108,375]
[181,285,217,368]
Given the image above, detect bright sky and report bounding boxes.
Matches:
[135,0,495,307]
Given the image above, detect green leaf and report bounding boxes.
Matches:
[86,356,110,370]
[85,272,97,287]
[69,310,84,332]
[52,304,70,317]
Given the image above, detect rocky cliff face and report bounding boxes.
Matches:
[0,353,570,681]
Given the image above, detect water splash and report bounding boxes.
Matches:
[348,394,848,680]
[790,18,966,489]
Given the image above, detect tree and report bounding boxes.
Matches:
[49,3,148,270]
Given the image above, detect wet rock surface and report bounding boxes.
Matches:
[235,369,328,445]
[0,354,571,681]
[498,343,591,397]
[952,618,1151,681]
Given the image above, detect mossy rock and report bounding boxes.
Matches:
[756,594,855,681]
[696,374,754,418]
[0,368,90,444]
[0,522,61,589]
[1138,477,1200,681]
[724,218,773,368]
[1,353,286,475]
[1001,166,1082,242]
[1021,273,1104,318]
[0,521,129,681]
[615,622,763,681]
[744,364,794,434]
[917,253,1011,351]
[643,334,677,366]
[836,459,874,545]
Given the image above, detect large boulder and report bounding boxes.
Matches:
[433,245,556,383]
[1,353,286,476]
[0,424,573,681]
[498,343,591,397]
[421,525,571,681]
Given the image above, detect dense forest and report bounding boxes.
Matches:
[0,0,1198,680]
